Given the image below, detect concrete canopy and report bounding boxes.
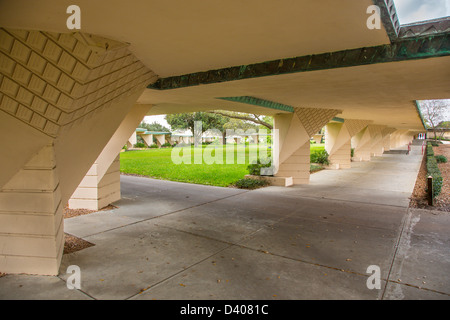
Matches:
[0,0,449,276]
[1,0,448,130]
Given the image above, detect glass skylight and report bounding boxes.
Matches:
[393,0,450,25]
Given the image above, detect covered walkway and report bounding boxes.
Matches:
[1,143,449,300]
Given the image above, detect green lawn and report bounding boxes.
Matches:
[120,143,325,187]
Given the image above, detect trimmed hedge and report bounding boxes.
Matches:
[234,178,269,189]
[426,142,443,198]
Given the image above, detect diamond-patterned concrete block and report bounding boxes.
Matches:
[1,27,157,138]
[26,31,47,53]
[28,75,47,95]
[0,52,16,75]
[16,105,33,122]
[12,64,32,85]
[1,95,19,114]
[43,40,62,63]
[30,112,46,129]
[27,52,47,75]
[57,51,77,73]
[0,29,15,53]
[11,40,31,64]
[16,87,34,105]
[42,63,62,84]
[1,77,19,96]
[31,96,48,114]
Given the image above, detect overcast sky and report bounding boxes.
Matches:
[394,0,450,24]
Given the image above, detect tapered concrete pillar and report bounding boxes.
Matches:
[0,28,156,275]
[154,134,166,147]
[69,104,152,210]
[352,126,372,161]
[141,133,153,147]
[368,125,387,157]
[381,127,396,152]
[69,155,121,210]
[325,119,371,169]
[390,129,412,149]
[127,132,137,149]
[274,107,340,184]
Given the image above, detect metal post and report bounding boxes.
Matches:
[427,175,434,206]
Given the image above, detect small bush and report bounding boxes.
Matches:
[149,144,159,148]
[247,158,272,175]
[435,155,447,163]
[161,142,172,148]
[134,142,146,148]
[234,178,268,189]
[310,150,329,165]
[426,143,434,156]
[430,141,440,147]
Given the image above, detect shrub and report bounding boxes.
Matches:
[149,144,159,148]
[310,150,329,165]
[426,143,434,156]
[426,153,443,198]
[134,142,146,148]
[430,141,440,146]
[234,178,269,189]
[435,155,447,163]
[247,158,272,176]
[161,142,172,148]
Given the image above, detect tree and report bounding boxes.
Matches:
[138,121,170,133]
[420,100,450,141]
[165,112,229,146]
[205,110,273,130]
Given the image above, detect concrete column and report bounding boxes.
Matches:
[0,28,156,275]
[141,133,153,147]
[127,132,137,149]
[325,119,372,169]
[368,125,387,157]
[352,126,372,161]
[325,122,350,169]
[69,155,120,210]
[154,134,166,147]
[274,107,341,184]
[0,144,63,275]
[69,104,152,210]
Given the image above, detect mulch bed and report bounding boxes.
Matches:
[409,143,449,212]
[62,204,117,254]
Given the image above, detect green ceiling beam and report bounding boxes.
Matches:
[216,96,294,112]
[148,33,449,91]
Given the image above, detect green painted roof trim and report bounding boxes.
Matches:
[143,131,171,135]
[136,128,146,132]
[332,117,345,123]
[414,100,428,130]
[217,96,294,112]
[148,33,449,90]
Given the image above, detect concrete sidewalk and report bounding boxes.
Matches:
[1,145,449,300]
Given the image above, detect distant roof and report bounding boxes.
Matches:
[136,128,171,135]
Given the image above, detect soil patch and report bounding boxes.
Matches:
[409,143,449,212]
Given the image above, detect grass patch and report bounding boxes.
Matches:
[121,144,328,187]
[120,145,270,187]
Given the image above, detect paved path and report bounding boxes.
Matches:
[1,144,449,300]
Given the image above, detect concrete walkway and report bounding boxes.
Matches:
[1,144,449,300]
